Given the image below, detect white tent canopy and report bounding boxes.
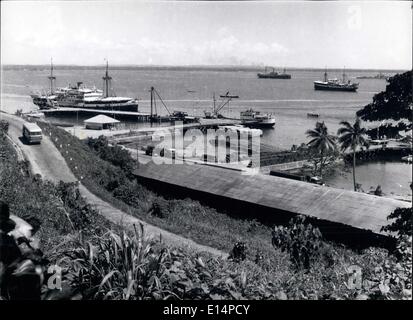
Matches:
[84,114,120,130]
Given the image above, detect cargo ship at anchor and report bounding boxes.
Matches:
[314,68,359,92]
[31,60,139,112]
[257,67,291,79]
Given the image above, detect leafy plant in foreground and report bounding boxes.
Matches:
[272,216,323,270]
[63,224,177,300]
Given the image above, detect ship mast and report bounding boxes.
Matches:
[213,92,216,114]
[150,86,155,118]
[48,58,56,94]
[102,59,112,98]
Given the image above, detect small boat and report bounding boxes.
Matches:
[401,155,412,163]
[240,108,275,128]
[307,112,319,118]
[257,67,291,79]
[220,92,239,99]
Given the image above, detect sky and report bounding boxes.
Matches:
[1,0,412,69]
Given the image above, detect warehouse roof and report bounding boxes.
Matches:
[84,114,120,124]
[134,162,410,235]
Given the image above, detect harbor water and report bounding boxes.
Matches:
[1,66,411,198]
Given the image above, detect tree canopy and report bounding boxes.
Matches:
[356,71,412,129]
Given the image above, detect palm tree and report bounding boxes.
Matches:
[337,118,369,191]
[306,122,337,177]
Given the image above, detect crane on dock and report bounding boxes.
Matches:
[150,86,172,121]
[204,91,239,119]
[149,87,197,123]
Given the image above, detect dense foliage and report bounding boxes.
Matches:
[356,71,412,132]
[87,136,135,176]
[381,207,412,238]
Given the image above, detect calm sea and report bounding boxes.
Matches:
[1,66,411,197]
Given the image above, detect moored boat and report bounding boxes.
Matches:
[314,68,359,92]
[31,60,139,112]
[240,108,275,128]
[307,112,319,118]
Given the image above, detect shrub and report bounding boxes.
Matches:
[229,242,248,262]
[87,136,135,175]
[272,216,323,269]
[112,180,147,208]
[0,120,9,135]
[381,207,412,238]
[148,198,171,219]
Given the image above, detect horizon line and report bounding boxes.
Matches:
[0,63,409,72]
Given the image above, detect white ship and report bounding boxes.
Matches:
[31,60,139,112]
[240,108,276,128]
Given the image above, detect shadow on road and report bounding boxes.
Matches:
[18,136,40,146]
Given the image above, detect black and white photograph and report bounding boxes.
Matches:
[0,0,412,308]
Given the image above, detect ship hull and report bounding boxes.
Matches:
[58,103,139,112]
[314,82,358,92]
[242,120,275,128]
[257,73,291,79]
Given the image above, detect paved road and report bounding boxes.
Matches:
[1,113,77,183]
[1,112,227,257]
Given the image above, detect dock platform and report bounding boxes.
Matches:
[41,108,152,121]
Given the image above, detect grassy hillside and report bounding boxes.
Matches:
[1,124,410,300]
